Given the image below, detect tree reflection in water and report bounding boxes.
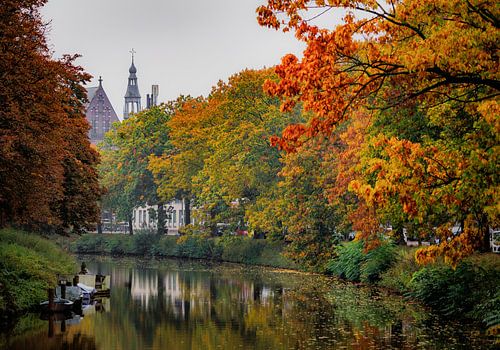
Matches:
[1,256,495,350]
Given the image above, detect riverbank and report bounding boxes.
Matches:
[72,233,500,334]
[326,240,500,335]
[0,229,77,318]
[3,256,496,349]
[71,233,298,269]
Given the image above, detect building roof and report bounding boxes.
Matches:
[85,87,98,106]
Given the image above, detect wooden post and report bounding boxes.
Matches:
[48,314,54,337]
[48,288,54,311]
[61,284,66,299]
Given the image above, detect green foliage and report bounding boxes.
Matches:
[360,242,397,283]
[472,290,500,334]
[219,235,266,265]
[71,233,296,269]
[378,248,420,292]
[132,231,160,255]
[327,241,364,281]
[153,236,178,257]
[72,234,105,253]
[327,240,397,283]
[0,229,76,315]
[175,234,221,260]
[220,236,296,268]
[409,261,500,319]
[99,103,179,233]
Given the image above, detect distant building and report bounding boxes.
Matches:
[123,51,142,120]
[85,77,119,145]
[133,199,191,235]
[146,85,159,109]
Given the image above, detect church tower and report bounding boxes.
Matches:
[123,49,141,120]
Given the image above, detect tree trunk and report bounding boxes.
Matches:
[97,222,103,234]
[478,213,491,253]
[157,203,165,235]
[394,226,406,245]
[210,209,217,237]
[110,211,114,233]
[128,215,134,235]
[184,197,191,226]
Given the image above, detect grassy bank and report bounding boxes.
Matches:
[0,229,77,317]
[71,233,298,269]
[327,240,500,334]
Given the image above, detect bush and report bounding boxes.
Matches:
[259,240,298,269]
[175,234,221,259]
[326,240,364,281]
[327,240,397,283]
[409,261,500,319]
[72,234,104,253]
[132,231,159,256]
[360,242,397,283]
[153,236,178,257]
[378,248,420,292]
[219,236,266,265]
[70,232,297,268]
[106,236,133,255]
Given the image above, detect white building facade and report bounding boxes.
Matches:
[133,199,190,235]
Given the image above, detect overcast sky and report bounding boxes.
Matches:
[41,0,306,120]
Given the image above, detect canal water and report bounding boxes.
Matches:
[0,256,495,349]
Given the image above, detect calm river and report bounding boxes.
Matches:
[0,256,495,349]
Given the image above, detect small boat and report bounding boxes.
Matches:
[40,298,74,312]
[77,282,96,299]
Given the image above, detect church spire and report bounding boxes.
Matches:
[123,48,141,120]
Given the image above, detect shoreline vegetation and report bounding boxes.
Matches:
[72,232,500,334]
[1,228,498,337]
[0,229,76,319]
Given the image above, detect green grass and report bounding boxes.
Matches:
[0,228,77,316]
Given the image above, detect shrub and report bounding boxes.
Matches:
[72,234,104,253]
[360,242,397,283]
[106,236,129,255]
[132,231,159,256]
[258,240,298,269]
[409,261,500,318]
[175,234,220,259]
[327,240,397,283]
[326,240,364,281]
[153,236,178,257]
[378,248,420,292]
[219,236,266,265]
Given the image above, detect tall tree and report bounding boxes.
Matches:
[100,104,175,234]
[150,69,302,235]
[0,0,100,232]
[258,0,499,263]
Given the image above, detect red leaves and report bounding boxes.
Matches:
[0,0,100,231]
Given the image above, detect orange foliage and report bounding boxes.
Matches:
[0,1,101,231]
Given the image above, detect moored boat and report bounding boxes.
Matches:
[40,298,74,312]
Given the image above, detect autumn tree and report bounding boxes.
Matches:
[150,69,302,235]
[0,0,100,232]
[149,96,217,230]
[99,104,175,234]
[258,0,499,263]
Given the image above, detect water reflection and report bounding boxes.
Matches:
[0,256,495,350]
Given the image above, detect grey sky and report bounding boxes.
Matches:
[41,0,306,120]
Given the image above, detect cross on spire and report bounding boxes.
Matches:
[98,76,103,86]
[129,48,136,62]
